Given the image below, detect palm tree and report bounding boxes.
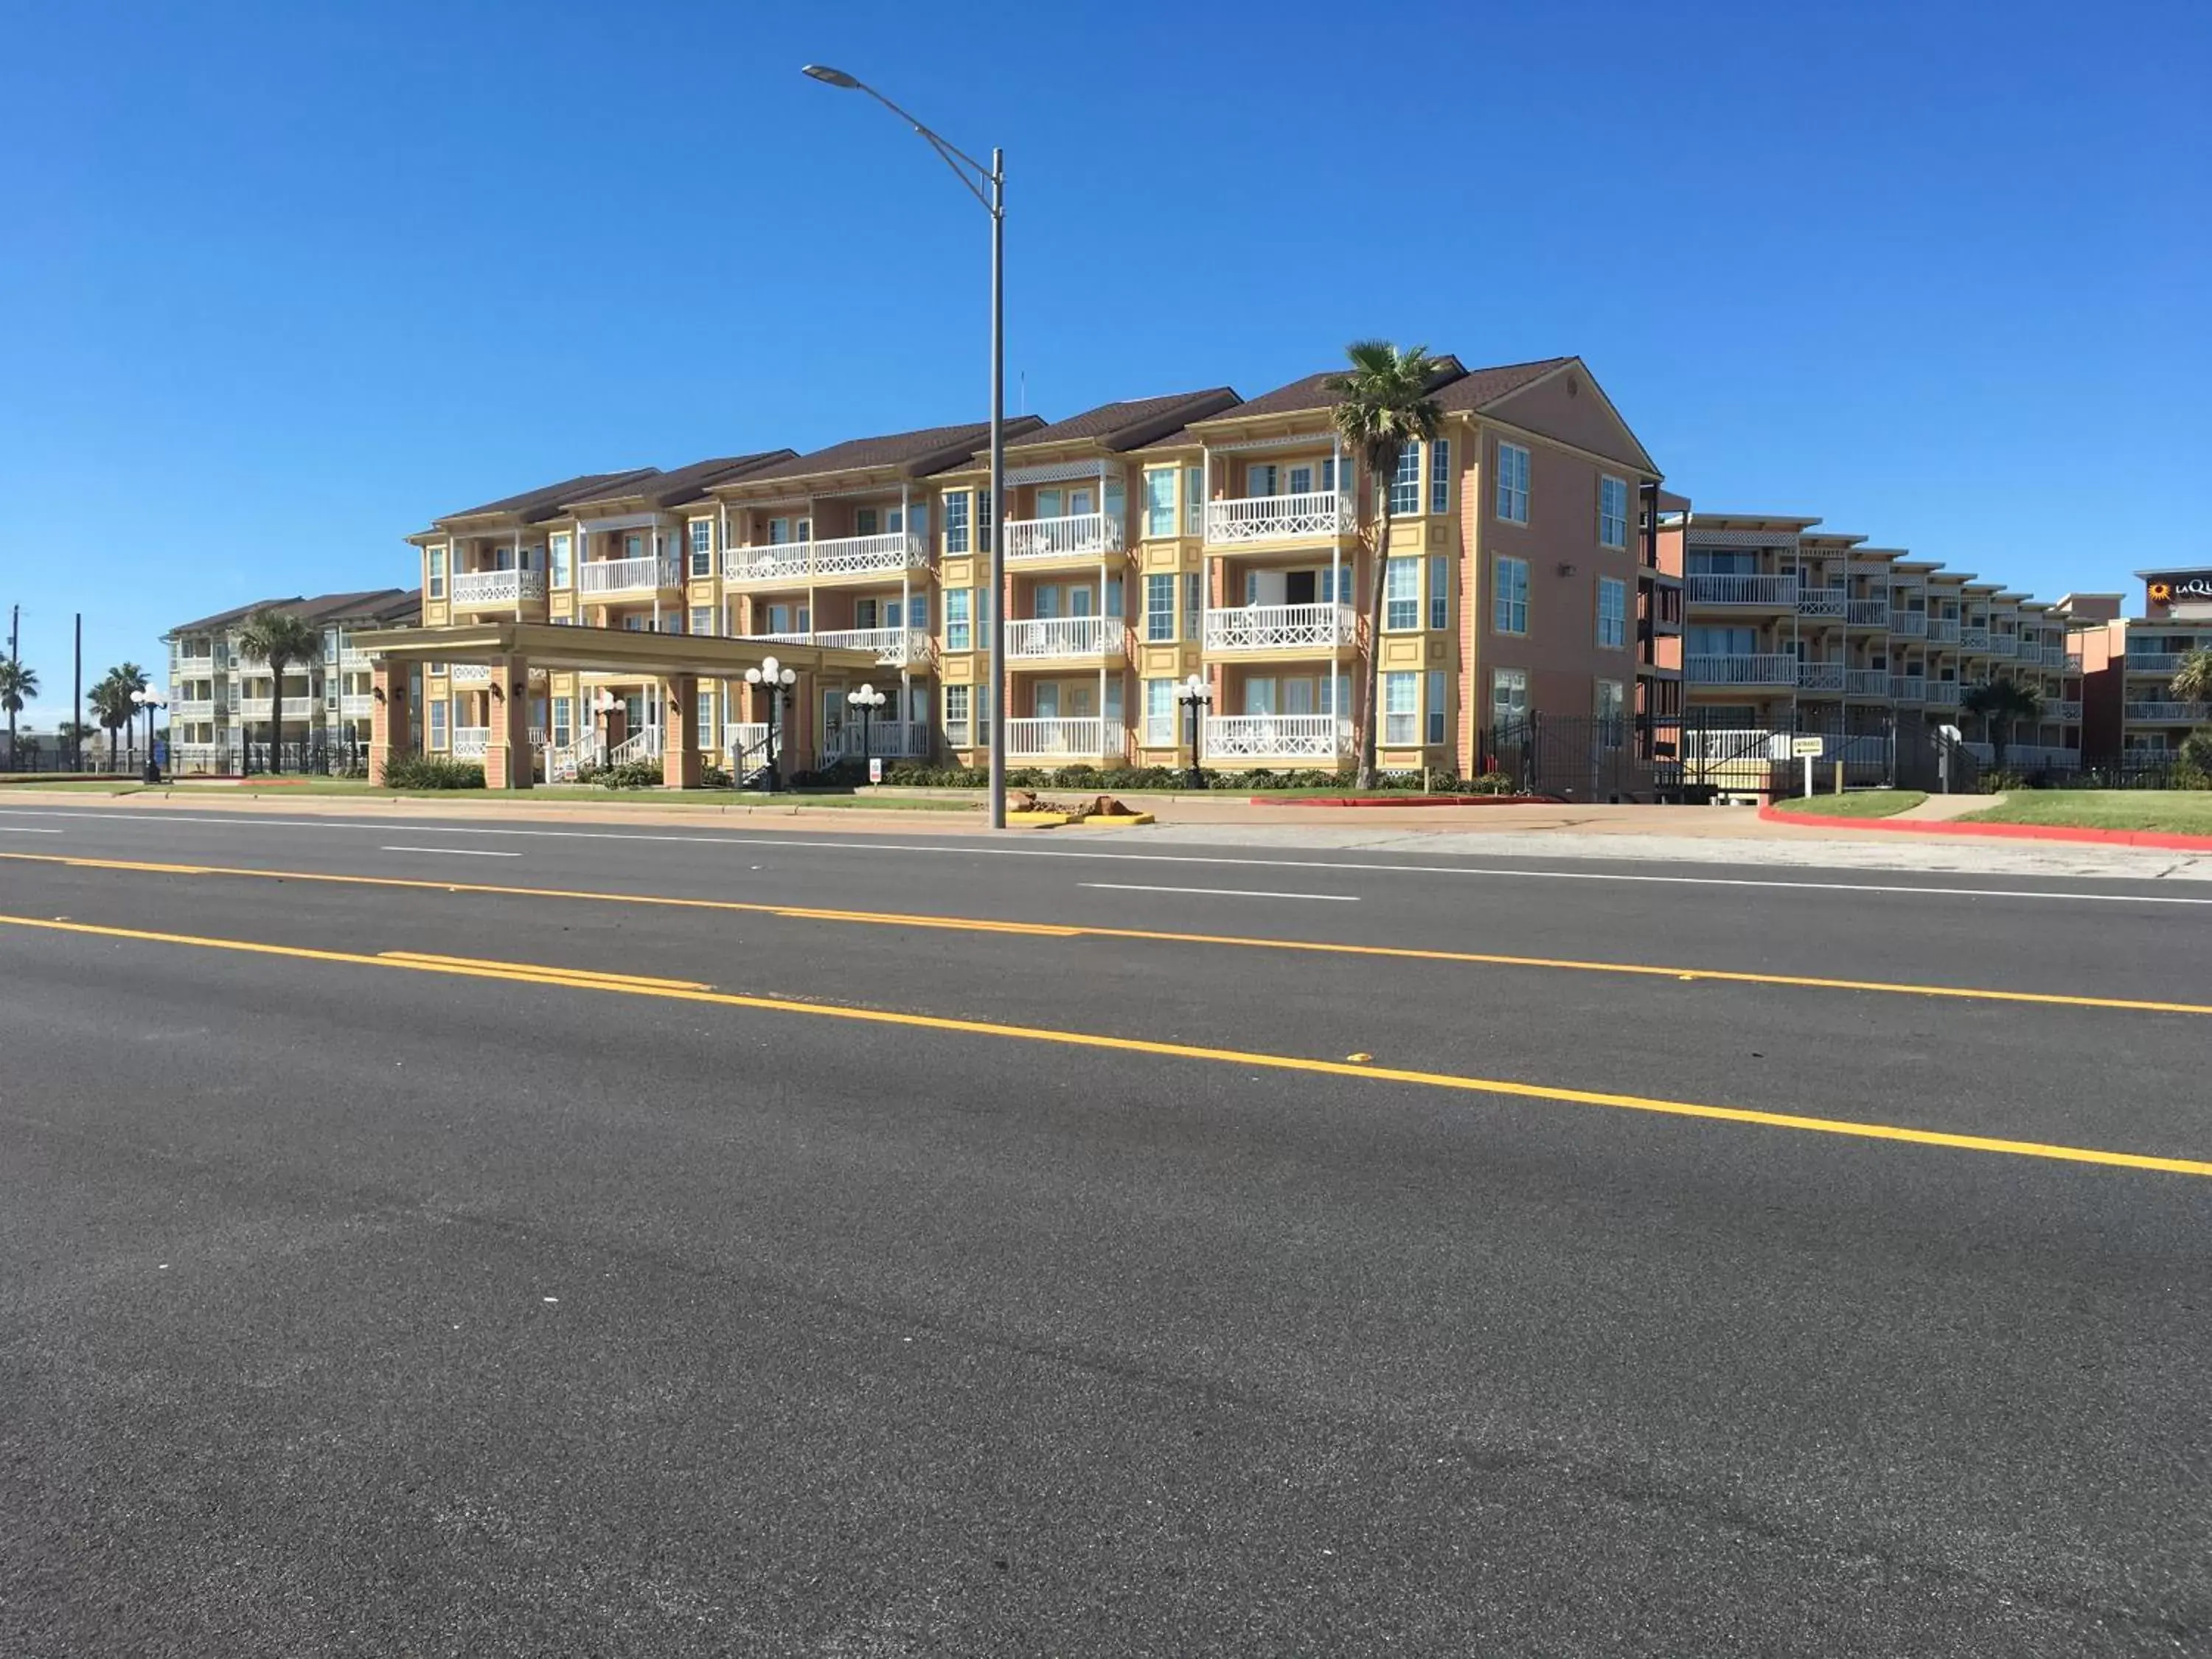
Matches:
[2170,646,2212,712]
[1961,676,2042,772]
[1329,341,1444,788]
[0,658,39,766]
[234,608,322,775]
[89,662,147,769]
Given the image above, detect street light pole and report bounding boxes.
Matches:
[746,655,797,793]
[131,688,167,784]
[846,683,886,781]
[802,63,1006,830]
[1178,673,1212,791]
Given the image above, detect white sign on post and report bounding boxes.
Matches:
[1790,736,1823,799]
[868,757,883,785]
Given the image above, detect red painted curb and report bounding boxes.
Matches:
[1251,793,1566,808]
[1759,802,2212,852]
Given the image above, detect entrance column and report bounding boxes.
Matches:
[369,661,413,786]
[662,672,703,789]
[486,653,533,790]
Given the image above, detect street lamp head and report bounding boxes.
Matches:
[761,655,781,679]
[801,63,861,88]
[858,681,874,700]
[778,668,796,686]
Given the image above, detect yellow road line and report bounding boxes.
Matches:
[377,950,710,991]
[2,908,2208,1180]
[7,848,2208,1020]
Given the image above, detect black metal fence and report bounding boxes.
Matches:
[1474,713,1982,801]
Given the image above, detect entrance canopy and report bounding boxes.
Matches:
[349,619,883,678]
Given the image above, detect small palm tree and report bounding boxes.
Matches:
[2170,646,2212,711]
[0,658,39,765]
[234,608,322,775]
[1329,341,1444,788]
[1961,676,2042,771]
[90,662,147,769]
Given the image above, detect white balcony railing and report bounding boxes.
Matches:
[1687,574,1798,607]
[451,727,490,758]
[1846,600,1892,627]
[1845,669,1890,696]
[723,721,771,759]
[2048,698,2083,721]
[170,698,216,721]
[448,664,492,684]
[726,532,929,584]
[1961,626,1992,650]
[238,696,316,719]
[810,627,936,667]
[1890,612,1928,638]
[2010,744,2080,769]
[1797,661,1846,692]
[2125,653,2187,675]
[1924,681,1963,707]
[1004,512,1125,563]
[450,567,548,606]
[1006,616,1127,659]
[1686,653,1796,686]
[578,554,682,596]
[1203,603,1360,653]
[2063,653,2084,675]
[1204,490,1357,546]
[1005,716,1127,759]
[1889,675,1927,702]
[339,693,376,717]
[821,720,931,762]
[1203,713,1355,760]
[1796,591,1846,620]
[174,655,215,675]
[2126,701,2200,722]
[1927,618,1961,643]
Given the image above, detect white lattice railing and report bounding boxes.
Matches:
[1686,574,1798,606]
[1686,653,1796,686]
[810,627,936,666]
[608,726,664,767]
[1796,591,1846,619]
[1203,603,1359,653]
[1961,625,1992,650]
[1004,512,1125,562]
[451,727,490,758]
[1797,661,1846,692]
[578,555,681,596]
[1006,616,1126,658]
[448,664,491,684]
[726,532,929,584]
[451,568,547,606]
[820,720,931,762]
[1845,669,1888,696]
[1203,490,1356,545]
[1202,714,1354,760]
[2048,698,2083,720]
[1005,717,1126,759]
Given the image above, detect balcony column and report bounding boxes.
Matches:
[368,661,412,786]
[661,672,702,790]
[512,530,523,622]
[484,654,533,790]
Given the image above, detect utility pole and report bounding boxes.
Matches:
[72,613,83,773]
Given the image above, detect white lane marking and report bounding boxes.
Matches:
[0,827,62,834]
[3,807,2208,906]
[380,846,521,858]
[1082,882,1359,902]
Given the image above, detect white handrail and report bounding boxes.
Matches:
[1203,490,1357,545]
[1686,574,1798,606]
[726,531,928,583]
[1202,603,1358,652]
[1004,717,1125,759]
[1685,653,1796,686]
[1201,713,1354,759]
[1005,616,1124,658]
[1004,512,1125,561]
[578,555,681,596]
[451,568,547,605]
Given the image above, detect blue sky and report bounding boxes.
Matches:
[1,0,2204,719]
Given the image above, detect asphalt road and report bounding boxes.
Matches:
[3,805,2208,1655]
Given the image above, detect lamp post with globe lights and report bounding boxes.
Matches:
[745,655,798,792]
[1176,673,1212,791]
[130,687,166,783]
[846,683,887,779]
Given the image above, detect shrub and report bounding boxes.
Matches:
[2178,730,2212,788]
[1978,767,2028,793]
[700,763,733,790]
[590,758,664,790]
[379,754,484,790]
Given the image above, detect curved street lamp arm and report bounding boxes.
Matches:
[841,77,999,215]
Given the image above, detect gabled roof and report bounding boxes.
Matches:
[1197,355,1472,424]
[165,589,421,639]
[439,469,658,526]
[733,419,1045,486]
[561,453,795,513]
[1010,389,1241,451]
[1429,357,1578,414]
[167,597,301,636]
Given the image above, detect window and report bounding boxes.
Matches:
[855,507,879,536]
[1430,438,1452,515]
[1385,672,1418,745]
[945,492,970,554]
[1599,476,1628,550]
[1183,571,1201,641]
[1494,556,1529,634]
[1390,446,1422,515]
[907,591,929,631]
[550,533,572,589]
[977,489,993,554]
[1246,462,1278,497]
[945,684,970,746]
[552,697,572,747]
[1597,576,1627,649]
[689,519,714,577]
[1146,574,1175,642]
[428,699,448,748]
[427,547,447,599]
[768,517,791,545]
[1492,668,1528,726]
[1596,678,1625,724]
[1145,678,1176,745]
[1385,558,1420,630]
[1428,556,1449,630]
[1184,467,1203,535]
[1145,470,1176,538]
[690,605,715,637]
[945,590,972,652]
[1426,669,1447,745]
[1495,442,1530,524]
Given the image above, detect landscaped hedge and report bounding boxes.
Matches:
[850,762,1516,794]
[379,754,484,790]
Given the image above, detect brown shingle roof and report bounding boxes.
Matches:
[1430,357,1576,412]
[561,453,794,512]
[167,597,301,636]
[1199,355,1470,422]
[737,418,1046,485]
[439,469,658,525]
[295,588,422,625]
[1012,389,1241,451]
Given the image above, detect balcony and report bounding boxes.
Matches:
[1795,590,1846,621]
[1686,574,1798,608]
[1847,600,1892,628]
[1686,653,1796,686]
[1003,512,1125,563]
[1202,603,1360,654]
[2011,744,2080,769]
[450,568,548,608]
[339,693,376,717]
[1961,626,1992,651]
[1006,717,1127,760]
[173,654,215,675]
[1889,675,1927,703]
[1203,713,1355,761]
[238,696,316,720]
[1890,612,1928,639]
[2126,701,2200,722]
[170,698,215,721]
[2048,698,2083,721]
[451,727,490,758]
[1924,681,1963,708]
[1797,661,1846,692]
[448,664,492,684]
[1203,490,1357,546]
[1845,669,1890,697]
[2125,653,2186,675]
[726,531,929,585]
[1006,616,1127,661]
[820,720,931,762]
[742,627,934,668]
[1927,618,1960,644]
[575,554,682,597]
[2063,653,2083,675]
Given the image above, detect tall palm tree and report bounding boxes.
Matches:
[89,662,147,769]
[1961,676,2042,771]
[0,658,39,766]
[1329,340,1444,788]
[234,608,322,775]
[2170,646,2212,712]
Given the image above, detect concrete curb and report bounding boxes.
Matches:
[1759,802,2212,852]
[1251,794,1566,809]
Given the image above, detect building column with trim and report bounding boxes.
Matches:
[663,672,702,789]
[368,661,412,786]
[485,653,532,790]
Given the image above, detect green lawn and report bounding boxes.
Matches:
[1767,789,1927,818]
[1961,790,2212,834]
